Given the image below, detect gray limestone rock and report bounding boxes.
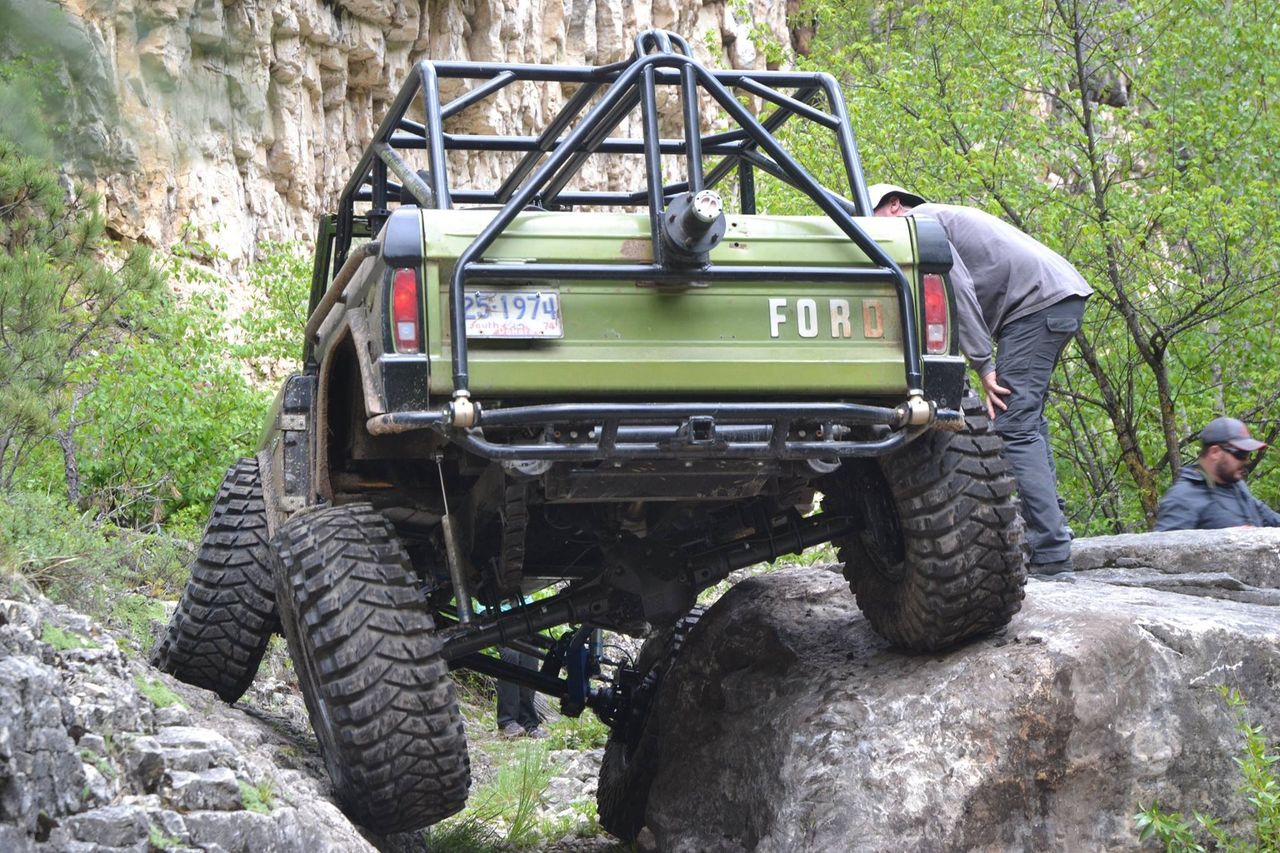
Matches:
[0,655,86,833]
[81,761,114,807]
[60,804,149,847]
[643,554,1280,852]
[121,736,166,793]
[163,767,244,812]
[153,726,241,772]
[0,594,376,851]
[1072,527,1280,588]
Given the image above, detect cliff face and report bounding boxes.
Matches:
[29,0,799,273]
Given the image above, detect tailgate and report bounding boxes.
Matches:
[419,210,929,397]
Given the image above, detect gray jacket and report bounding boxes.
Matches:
[912,203,1094,376]
[1154,464,1280,531]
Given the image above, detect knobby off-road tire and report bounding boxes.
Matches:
[597,605,707,841]
[271,503,469,833]
[825,393,1026,652]
[151,458,277,703]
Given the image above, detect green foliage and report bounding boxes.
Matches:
[133,675,183,710]
[110,594,169,656]
[79,748,116,781]
[425,742,563,849]
[238,778,276,815]
[1135,686,1278,851]
[0,137,306,530]
[237,241,311,384]
[41,622,96,651]
[543,712,610,751]
[0,490,191,615]
[62,284,267,528]
[148,824,184,851]
[0,139,163,491]
[791,0,1280,532]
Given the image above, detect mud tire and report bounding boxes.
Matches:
[597,605,706,841]
[151,458,276,703]
[271,503,469,833]
[824,393,1026,651]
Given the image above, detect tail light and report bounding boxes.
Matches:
[392,268,421,352]
[922,273,947,354]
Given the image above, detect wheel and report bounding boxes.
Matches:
[271,503,469,833]
[822,393,1026,651]
[151,458,276,703]
[597,605,706,841]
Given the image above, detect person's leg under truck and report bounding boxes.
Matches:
[497,647,542,730]
[498,646,530,728]
[992,296,1085,564]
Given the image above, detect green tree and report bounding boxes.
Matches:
[236,241,312,384]
[0,139,162,492]
[791,0,1280,531]
[62,286,268,528]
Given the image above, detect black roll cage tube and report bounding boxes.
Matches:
[328,30,927,405]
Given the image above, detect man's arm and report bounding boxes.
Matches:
[946,247,1009,418]
[947,247,994,375]
[1154,479,1201,531]
[1243,484,1280,527]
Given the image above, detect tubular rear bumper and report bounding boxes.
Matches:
[366,395,965,461]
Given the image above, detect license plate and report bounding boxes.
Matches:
[463,288,563,338]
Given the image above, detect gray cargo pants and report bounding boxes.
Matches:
[992,295,1086,565]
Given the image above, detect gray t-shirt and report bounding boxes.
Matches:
[912,203,1093,376]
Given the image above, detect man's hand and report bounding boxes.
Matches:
[981,370,1011,421]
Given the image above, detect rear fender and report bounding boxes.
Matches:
[257,374,317,536]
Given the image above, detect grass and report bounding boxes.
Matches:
[423,736,575,850]
[425,662,620,849]
[148,825,184,850]
[41,622,97,651]
[1135,686,1278,851]
[543,711,610,751]
[134,674,184,709]
[79,748,116,781]
[238,778,275,814]
[109,593,168,656]
[0,490,192,623]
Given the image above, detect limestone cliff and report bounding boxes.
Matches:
[14,0,801,274]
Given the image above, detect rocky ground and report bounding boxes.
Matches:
[8,529,1275,851]
[0,591,629,852]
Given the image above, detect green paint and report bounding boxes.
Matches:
[395,209,932,397]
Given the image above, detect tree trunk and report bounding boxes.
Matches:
[56,385,90,508]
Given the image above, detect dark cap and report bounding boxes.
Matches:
[1200,416,1267,451]
[867,183,927,211]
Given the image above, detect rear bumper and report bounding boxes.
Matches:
[370,405,969,464]
[366,354,968,461]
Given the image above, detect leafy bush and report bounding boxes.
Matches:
[237,241,311,384]
[63,286,267,529]
[0,490,191,615]
[1135,686,1278,851]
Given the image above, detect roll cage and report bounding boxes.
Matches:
[305,28,955,461]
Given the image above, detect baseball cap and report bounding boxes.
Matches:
[868,183,927,211]
[1200,416,1267,451]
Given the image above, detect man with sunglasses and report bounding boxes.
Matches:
[1155,417,1280,530]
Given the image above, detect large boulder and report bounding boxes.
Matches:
[643,530,1280,851]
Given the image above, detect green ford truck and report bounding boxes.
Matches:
[153,29,1025,839]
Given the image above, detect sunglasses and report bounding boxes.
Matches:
[1219,446,1252,461]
